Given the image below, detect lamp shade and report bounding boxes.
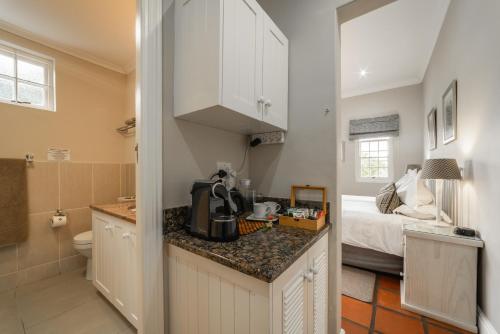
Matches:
[421,159,462,180]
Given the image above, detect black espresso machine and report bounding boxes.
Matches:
[187,180,243,241]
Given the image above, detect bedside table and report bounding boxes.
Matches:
[401,223,483,333]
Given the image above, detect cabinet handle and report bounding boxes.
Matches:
[303,271,313,282]
[104,224,113,230]
[265,100,272,108]
[310,267,319,275]
[257,96,265,104]
[122,232,131,239]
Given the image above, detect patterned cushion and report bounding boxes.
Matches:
[376,183,400,214]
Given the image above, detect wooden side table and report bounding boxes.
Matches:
[402,223,483,333]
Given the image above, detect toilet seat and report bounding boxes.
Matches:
[73,230,93,281]
[73,230,92,245]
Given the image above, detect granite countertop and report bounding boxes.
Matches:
[90,202,136,224]
[165,224,330,283]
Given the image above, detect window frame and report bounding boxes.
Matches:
[0,40,56,111]
[355,137,394,183]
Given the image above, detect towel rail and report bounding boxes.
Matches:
[117,117,136,135]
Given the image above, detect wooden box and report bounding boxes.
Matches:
[279,185,327,231]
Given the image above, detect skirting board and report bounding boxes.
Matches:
[479,308,498,334]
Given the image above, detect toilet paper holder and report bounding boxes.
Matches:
[50,209,67,228]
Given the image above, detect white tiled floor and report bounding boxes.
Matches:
[0,269,136,334]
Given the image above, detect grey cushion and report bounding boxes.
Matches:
[376,183,400,214]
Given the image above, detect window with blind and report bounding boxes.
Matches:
[356,137,393,183]
[0,41,55,111]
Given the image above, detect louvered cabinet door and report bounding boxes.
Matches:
[310,250,328,334]
[283,272,308,334]
[272,252,309,334]
[307,234,328,334]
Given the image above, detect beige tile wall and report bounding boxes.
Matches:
[0,161,135,292]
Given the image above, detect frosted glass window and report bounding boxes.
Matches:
[18,82,46,107]
[0,51,15,77]
[0,42,55,111]
[0,77,15,101]
[18,58,46,84]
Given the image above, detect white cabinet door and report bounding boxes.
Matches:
[222,0,264,121]
[125,228,140,327]
[92,212,139,329]
[262,14,288,130]
[114,221,139,327]
[283,272,308,334]
[307,235,328,334]
[113,222,128,314]
[93,214,114,299]
[272,252,309,334]
[174,0,220,117]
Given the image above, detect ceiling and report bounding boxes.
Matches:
[341,0,450,98]
[0,0,136,74]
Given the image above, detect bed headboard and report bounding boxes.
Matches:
[427,179,460,226]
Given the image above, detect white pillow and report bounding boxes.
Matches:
[415,205,452,223]
[396,170,417,206]
[397,170,434,208]
[393,204,452,223]
[415,171,434,206]
[395,169,417,188]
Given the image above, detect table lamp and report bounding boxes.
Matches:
[421,159,461,227]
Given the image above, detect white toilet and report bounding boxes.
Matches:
[73,231,93,280]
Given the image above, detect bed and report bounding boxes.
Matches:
[341,195,423,275]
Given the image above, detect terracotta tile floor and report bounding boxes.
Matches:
[342,272,475,334]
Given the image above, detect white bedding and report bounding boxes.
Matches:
[342,195,423,257]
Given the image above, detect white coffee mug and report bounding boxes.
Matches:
[264,201,281,215]
[253,203,271,218]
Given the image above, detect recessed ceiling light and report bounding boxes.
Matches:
[359,68,368,78]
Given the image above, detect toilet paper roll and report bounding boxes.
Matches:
[50,215,67,227]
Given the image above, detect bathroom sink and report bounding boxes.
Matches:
[118,196,136,203]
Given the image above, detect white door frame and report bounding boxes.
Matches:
[333,1,397,333]
[136,0,164,333]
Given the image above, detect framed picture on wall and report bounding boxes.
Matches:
[442,80,457,144]
[427,107,437,150]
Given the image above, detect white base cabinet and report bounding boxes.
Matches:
[165,233,328,334]
[401,224,483,333]
[92,211,139,328]
[174,0,289,134]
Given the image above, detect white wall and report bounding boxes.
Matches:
[251,1,340,332]
[251,0,337,203]
[0,29,129,163]
[341,84,424,196]
[162,1,249,208]
[422,0,500,330]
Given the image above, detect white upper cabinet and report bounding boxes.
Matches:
[262,14,289,130]
[222,0,263,120]
[174,0,288,134]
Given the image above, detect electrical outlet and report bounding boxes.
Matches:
[216,162,235,189]
[216,162,232,174]
[250,131,285,145]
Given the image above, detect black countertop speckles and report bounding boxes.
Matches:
[165,224,330,283]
